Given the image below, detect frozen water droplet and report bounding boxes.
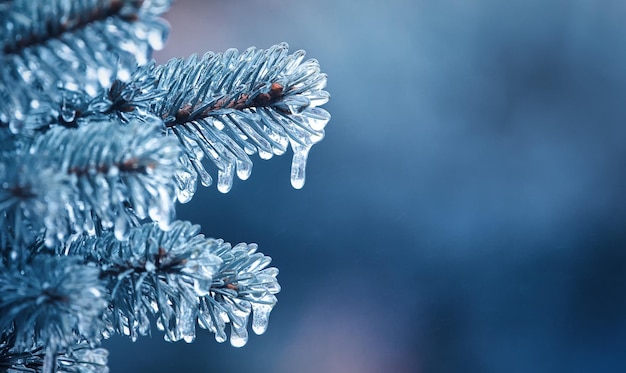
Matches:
[230,324,249,348]
[284,95,311,114]
[147,22,168,50]
[108,165,120,178]
[252,304,273,335]
[61,106,76,123]
[258,148,273,160]
[215,330,227,343]
[117,67,131,82]
[217,164,234,193]
[114,214,129,240]
[309,90,330,107]
[150,189,175,230]
[177,186,194,204]
[175,165,198,203]
[236,159,252,180]
[193,278,212,297]
[98,67,112,88]
[290,143,311,189]
[144,261,156,272]
[189,157,212,187]
[183,334,195,343]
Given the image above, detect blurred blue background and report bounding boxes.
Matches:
[105,0,626,372]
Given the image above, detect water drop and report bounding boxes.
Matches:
[308,90,330,107]
[175,166,198,203]
[251,303,273,335]
[97,66,112,88]
[183,334,195,343]
[147,21,168,50]
[229,323,249,348]
[215,329,227,343]
[236,159,252,180]
[144,261,156,273]
[189,156,212,187]
[114,214,129,241]
[258,148,273,160]
[217,164,234,193]
[60,106,76,123]
[290,143,311,189]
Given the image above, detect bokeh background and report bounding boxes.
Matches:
[105,0,626,372]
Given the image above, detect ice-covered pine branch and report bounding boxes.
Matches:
[0,0,170,132]
[0,340,109,373]
[67,221,280,347]
[0,0,329,371]
[0,255,108,370]
[101,43,331,193]
[0,119,180,249]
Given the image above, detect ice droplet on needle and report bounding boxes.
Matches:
[290,142,311,189]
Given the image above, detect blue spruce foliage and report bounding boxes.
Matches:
[0,1,330,372]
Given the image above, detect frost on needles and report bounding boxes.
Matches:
[0,1,330,372]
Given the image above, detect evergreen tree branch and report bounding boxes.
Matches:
[68,221,280,347]
[0,118,180,247]
[0,0,171,132]
[68,221,222,342]
[1,339,109,373]
[0,0,171,55]
[0,255,108,353]
[111,43,330,193]
[198,239,280,347]
[0,0,326,368]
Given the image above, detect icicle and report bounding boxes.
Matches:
[174,157,198,203]
[251,303,273,335]
[230,318,249,347]
[178,297,197,343]
[236,158,252,180]
[258,148,273,160]
[290,142,311,189]
[217,163,234,193]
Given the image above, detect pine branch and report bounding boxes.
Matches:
[0,118,180,248]
[0,255,107,353]
[68,221,280,347]
[198,239,280,347]
[0,0,171,132]
[108,43,330,193]
[1,339,109,373]
[0,0,327,368]
[68,221,222,342]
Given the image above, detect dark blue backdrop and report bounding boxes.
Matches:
[105,0,626,371]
